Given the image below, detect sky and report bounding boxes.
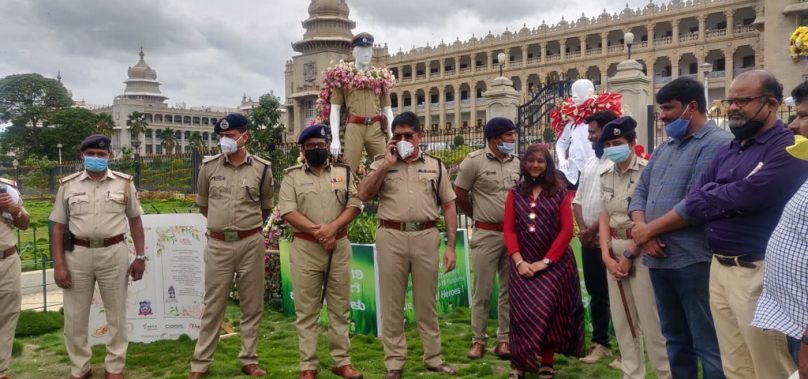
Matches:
[0,0,652,109]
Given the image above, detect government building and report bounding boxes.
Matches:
[285,0,807,139]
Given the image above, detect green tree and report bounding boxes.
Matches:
[188,131,205,152]
[96,113,115,136]
[0,73,72,127]
[40,108,99,161]
[159,128,177,154]
[247,93,285,156]
[126,111,148,139]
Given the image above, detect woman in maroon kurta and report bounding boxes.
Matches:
[503,143,584,378]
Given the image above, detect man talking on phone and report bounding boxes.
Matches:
[358,111,458,378]
[0,176,29,379]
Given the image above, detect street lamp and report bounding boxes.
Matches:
[12,159,19,191]
[497,52,507,77]
[700,62,713,106]
[56,143,63,165]
[624,31,635,60]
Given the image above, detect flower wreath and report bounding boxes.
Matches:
[790,26,808,59]
[313,60,396,124]
[550,92,623,136]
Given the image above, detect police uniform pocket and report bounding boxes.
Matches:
[242,185,260,203]
[419,172,438,195]
[210,185,228,199]
[478,175,500,193]
[104,192,126,213]
[68,194,90,215]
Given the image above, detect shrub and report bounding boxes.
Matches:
[15,310,63,337]
[12,340,22,356]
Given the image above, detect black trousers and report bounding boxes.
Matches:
[581,245,611,347]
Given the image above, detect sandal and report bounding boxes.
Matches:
[539,365,554,379]
[508,371,525,379]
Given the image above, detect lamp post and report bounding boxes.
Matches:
[497,52,507,77]
[56,143,63,165]
[700,62,713,107]
[624,31,635,60]
[12,158,19,192]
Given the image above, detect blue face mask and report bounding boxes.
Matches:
[664,118,690,140]
[497,141,515,154]
[84,155,109,172]
[604,144,631,163]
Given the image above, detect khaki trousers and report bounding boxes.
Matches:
[469,228,509,344]
[376,227,444,370]
[63,243,130,377]
[290,236,352,371]
[343,122,387,174]
[607,239,671,379]
[709,257,796,379]
[0,253,20,376]
[190,233,264,373]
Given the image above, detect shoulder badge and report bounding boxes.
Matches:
[283,164,305,174]
[468,149,484,158]
[252,155,272,168]
[59,171,82,184]
[202,153,222,164]
[111,171,133,181]
[0,177,16,188]
[372,154,386,161]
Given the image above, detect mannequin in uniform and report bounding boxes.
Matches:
[555,79,596,189]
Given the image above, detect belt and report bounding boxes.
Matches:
[380,220,437,232]
[610,228,633,240]
[713,253,761,269]
[347,114,385,126]
[208,228,262,242]
[1,247,16,259]
[294,230,348,243]
[74,234,125,248]
[474,221,503,232]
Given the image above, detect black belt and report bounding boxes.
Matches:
[713,253,761,269]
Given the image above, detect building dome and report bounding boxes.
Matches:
[308,0,349,17]
[294,0,355,54]
[120,48,167,106]
[127,48,157,80]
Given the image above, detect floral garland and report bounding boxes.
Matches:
[550,92,623,136]
[313,60,396,124]
[790,26,808,58]
[263,206,291,250]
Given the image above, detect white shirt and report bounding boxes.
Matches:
[555,121,595,185]
[573,156,613,226]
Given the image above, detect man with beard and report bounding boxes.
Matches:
[684,70,808,379]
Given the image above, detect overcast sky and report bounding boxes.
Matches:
[0,0,651,109]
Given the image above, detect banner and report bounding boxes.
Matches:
[89,214,208,345]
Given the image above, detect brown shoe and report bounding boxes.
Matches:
[467,342,486,359]
[187,372,208,379]
[241,364,267,377]
[494,342,511,359]
[425,363,457,375]
[70,371,92,379]
[299,370,317,379]
[104,373,124,379]
[385,370,402,379]
[331,365,363,379]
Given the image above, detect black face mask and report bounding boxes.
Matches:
[730,101,769,141]
[304,148,329,166]
[527,174,543,186]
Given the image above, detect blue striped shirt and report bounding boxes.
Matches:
[628,122,732,269]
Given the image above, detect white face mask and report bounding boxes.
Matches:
[219,134,243,155]
[396,140,415,160]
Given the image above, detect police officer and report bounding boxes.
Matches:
[50,135,146,379]
[357,111,457,379]
[453,117,519,360]
[596,117,671,379]
[189,113,273,378]
[279,124,363,379]
[0,177,29,379]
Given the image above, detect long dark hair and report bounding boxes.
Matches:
[517,143,564,197]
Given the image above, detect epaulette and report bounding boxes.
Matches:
[283,164,305,174]
[251,155,272,167]
[202,153,222,164]
[372,154,385,161]
[0,177,16,188]
[468,149,484,158]
[424,152,441,161]
[111,171,133,181]
[59,171,83,184]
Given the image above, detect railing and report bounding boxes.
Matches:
[460,99,470,106]
[459,67,471,74]
[735,25,756,34]
[734,66,755,77]
[654,76,673,84]
[416,74,426,80]
[566,51,581,59]
[705,29,727,38]
[679,32,699,42]
[707,70,726,78]
[607,45,624,53]
[527,57,541,64]
[654,36,673,45]
[545,54,561,62]
[585,48,600,56]
[416,104,425,112]
[511,59,522,66]
[444,69,456,76]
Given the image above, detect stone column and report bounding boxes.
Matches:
[672,19,680,45]
[540,42,547,62]
[647,23,655,49]
[726,10,735,37]
[609,59,652,149]
[439,86,446,129]
[470,84,478,127]
[522,45,528,67]
[440,58,445,77]
[180,130,186,153]
[483,77,520,123]
[560,41,566,60]
[698,14,706,42]
[424,86,432,130]
[601,32,608,56]
[486,52,492,71]
[725,46,734,89]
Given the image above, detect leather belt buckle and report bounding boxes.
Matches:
[365,117,373,126]
[224,230,240,242]
[89,239,104,248]
[404,222,421,232]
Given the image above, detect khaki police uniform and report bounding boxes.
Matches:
[190,152,273,373]
[0,179,26,378]
[278,161,362,371]
[49,170,143,377]
[330,87,391,173]
[454,146,520,346]
[600,155,671,379]
[369,152,456,370]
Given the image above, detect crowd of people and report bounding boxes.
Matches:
[0,68,807,379]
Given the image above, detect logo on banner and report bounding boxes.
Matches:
[168,286,176,299]
[138,301,154,316]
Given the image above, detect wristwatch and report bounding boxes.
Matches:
[135,255,146,261]
[622,250,637,260]
[542,258,553,265]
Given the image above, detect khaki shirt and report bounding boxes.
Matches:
[0,179,26,250]
[454,146,520,223]
[197,153,274,232]
[278,162,362,232]
[49,170,143,240]
[600,155,647,230]
[330,87,391,119]
[369,152,456,222]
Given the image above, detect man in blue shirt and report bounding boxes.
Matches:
[685,70,807,379]
[628,77,729,379]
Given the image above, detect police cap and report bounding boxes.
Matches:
[351,32,374,48]
[214,113,249,134]
[484,117,516,139]
[298,124,331,144]
[79,134,112,152]
[599,116,637,145]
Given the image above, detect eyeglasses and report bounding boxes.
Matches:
[392,132,416,141]
[303,142,328,150]
[719,96,766,108]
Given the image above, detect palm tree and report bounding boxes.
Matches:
[159,128,177,155]
[188,131,205,153]
[126,111,148,139]
[96,113,115,136]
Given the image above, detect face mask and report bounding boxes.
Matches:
[497,141,515,154]
[604,144,631,163]
[304,148,330,166]
[84,155,108,172]
[729,102,768,140]
[665,117,690,140]
[395,140,415,160]
[219,134,243,155]
[527,175,543,186]
[787,134,808,161]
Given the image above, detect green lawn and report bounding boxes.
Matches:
[11,305,637,379]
